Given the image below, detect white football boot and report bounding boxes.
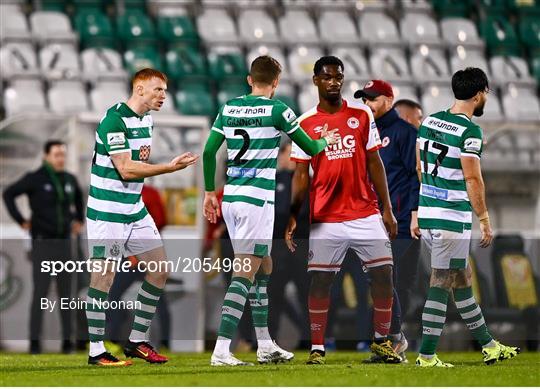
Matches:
[210,352,253,366]
[257,341,294,364]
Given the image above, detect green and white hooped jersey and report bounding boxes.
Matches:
[87,103,152,224]
[211,94,299,207]
[417,110,484,233]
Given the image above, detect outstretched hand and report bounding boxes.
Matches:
[170,152,199,171]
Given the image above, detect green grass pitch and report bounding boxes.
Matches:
[1,351,538,386]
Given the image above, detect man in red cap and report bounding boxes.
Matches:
[355,80,421,363]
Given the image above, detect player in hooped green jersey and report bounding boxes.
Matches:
[85,69,198,366]
[415,68,519,367]
[203,56,338,366]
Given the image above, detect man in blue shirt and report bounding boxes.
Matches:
[355,80,421,362]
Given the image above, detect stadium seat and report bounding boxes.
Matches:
[501,85,540,122]
[440,18,484,49]
[410,46,450,84]
[479,15,520,56]
[123,46,163,75]
[175,88,216,117]
[3,80,48,117]
[358,12,400,47]
[39,43,82,80]
[72,0,106,12]
[80,47,128,84]
[288,46,324,82]
[342,79,363,101]
[506,0,540,17]
[207,50,248,82]
[489,55,536,87]
[165,47,208,83]
[196,9,238,45]
[532,56,540,84]
[246,45,289,80]
[449,46,490,76]
[237,9,280,45]
[0,4,31,43]
[401,0,433,13]
[89,81,129,112]
[30,11,77,45]
[216,81,250,106]
[369,47,410,82]
[48,81,89,114]
[420,83,454,115]
[318,11,358,45]
[117,10,157,48]
[297,84,318,113]
[476,0,507,16]
[0,42,40,80]
[431,0,471,17]
[400,12,442,47]
[392,83,419,102]
[74,9,116,49]
[518,17,540,56]
[38,0,68,12]
[333,47,370,81]
[157,14,199,48]
[279,10,319,46]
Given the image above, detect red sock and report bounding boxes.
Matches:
[308,296,330,347]
[373,297,393,339]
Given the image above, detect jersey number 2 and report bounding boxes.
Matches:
[423,141,448,177]
[233,129,250,164]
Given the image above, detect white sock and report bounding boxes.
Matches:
[255,326,273,349]
[311,345,325,352]
[89,341,106,357]
[214,337,231,355]
[420,353,434,360]
[483,340,496,348]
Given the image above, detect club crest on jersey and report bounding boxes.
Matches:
[382,136,390,147]
[347,117,359,129]
[139,145,151,162]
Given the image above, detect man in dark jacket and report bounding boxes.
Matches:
[355,80,422,361]
[3,140,84,354]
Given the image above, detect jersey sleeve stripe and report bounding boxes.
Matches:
[367,144,382,152]
[461,152,480,159]
[211,126,224,135]
[291,157,310,163]
[108,148,131,155]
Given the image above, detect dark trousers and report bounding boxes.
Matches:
[107,269,171,344]
[30,239,72,341]
[268,239,310,343]
[390,235,421,333]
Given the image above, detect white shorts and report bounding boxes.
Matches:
[86,214,163,260]
[421,228,471,269]
[222,200,274,257]
[308,213,393,272]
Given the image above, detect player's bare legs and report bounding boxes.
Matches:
[123,246,169,363]
[306,271,335,364]
[211,254,263,366]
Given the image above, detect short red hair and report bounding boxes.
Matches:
[131,68,168,88]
